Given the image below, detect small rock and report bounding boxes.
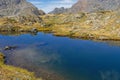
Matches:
[4,46,17,50]
[30,28,38,33]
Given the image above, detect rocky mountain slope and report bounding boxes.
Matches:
[70,0,120,13]
[39,10,46,15]
[49,7,69,14]
[0,0,45,22]
[0,0,47,32]
[0,0,45,16]
[50,0,120,14]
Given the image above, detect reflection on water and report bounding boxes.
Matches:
[8,47,64,80]
[0,32,120,80]
[95,40,120,47]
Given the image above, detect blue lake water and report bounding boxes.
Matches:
[0,32,120,80]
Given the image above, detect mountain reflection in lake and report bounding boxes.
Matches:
[0,32,120,80]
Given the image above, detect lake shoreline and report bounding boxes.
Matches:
[1,30,120,41]
[0,52,42,80]
[0,11,120,41]
[0,32,120,80]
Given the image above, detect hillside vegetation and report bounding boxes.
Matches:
[41,10,120,40]
[0,10,120,40]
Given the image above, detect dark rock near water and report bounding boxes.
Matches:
[30,28,38,33]
[4,46,17,50]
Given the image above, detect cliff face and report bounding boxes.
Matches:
[70,0,120,13]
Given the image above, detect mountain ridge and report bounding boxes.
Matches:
[49,7,69,14]
[70,0,120,13]
[0,0,45,22]
[49,0,120,14]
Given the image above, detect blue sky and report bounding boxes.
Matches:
[27,0,77,13]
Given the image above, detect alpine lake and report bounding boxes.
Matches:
[0,32,120,80]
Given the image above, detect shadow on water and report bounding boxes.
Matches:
[0,32,120,80]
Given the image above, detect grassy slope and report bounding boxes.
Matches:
[0,10,120,40]
[0,53,42,80]
[41,11,120,40]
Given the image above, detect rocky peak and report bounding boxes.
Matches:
[39,10,46,15]
[49,7,69,14]
[49,0,120,14]
[70,0,120,13]
[0,0,44,22]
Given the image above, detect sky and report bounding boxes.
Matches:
[27,0,77,13]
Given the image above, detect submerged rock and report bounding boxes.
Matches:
[34,42,48,47]
[38,42,48,46]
